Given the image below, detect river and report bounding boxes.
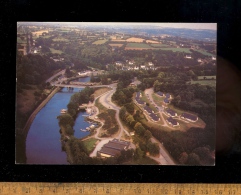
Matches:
[26,77,91,164]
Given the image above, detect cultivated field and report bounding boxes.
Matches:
[193,49,214,56]
[146,40,160,44]
[92,39,108,45]
[32,30,49,37]
[150,43,170,47]
[109,44,124,47]
[125,43,154,50]
[159,48,192,53]
[126,37,145,42]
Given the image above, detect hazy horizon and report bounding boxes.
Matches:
[18,22,217,30]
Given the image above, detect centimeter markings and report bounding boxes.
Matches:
[0,183,240,195]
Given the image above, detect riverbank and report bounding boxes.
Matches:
[21,87,60,137]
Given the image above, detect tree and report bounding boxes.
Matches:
[187,153,201,165]
[144,130,152,141]
[134,148,144,160]
[119,107,127,121]
[147,142,159,156]
[179,152,188,164]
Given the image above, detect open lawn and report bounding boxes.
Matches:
[95,97,107,113]
[159,48,192,53]
[81,138,98,154]
[152,93,165,107]
[49,48,63,54]
[140,92,158,113]
[188,80,216,87]
[92,39,108,45]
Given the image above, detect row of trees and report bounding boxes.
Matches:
[119,106,160,156]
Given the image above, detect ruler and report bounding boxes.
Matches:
[0,183,240,195]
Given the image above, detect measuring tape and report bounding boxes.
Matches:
[0,183,240,195]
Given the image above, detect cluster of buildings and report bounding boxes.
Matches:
[114,61,157,71]
[156,91,171,104]
[164,107,198,127]
[97,139,130,158]
[135,92,160,122]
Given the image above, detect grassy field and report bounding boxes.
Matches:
[188,80,216,87]
[159,48,192,53]
[81,138,98,154]
[52,37,69,42]
[150,43,170,47]
[49,48,63,54]
[152,93,165,107]
[95,97,107,113]
[92,39,108,45]
[193,49,214,56]
[126,43,152,48]
[93,87,111,98]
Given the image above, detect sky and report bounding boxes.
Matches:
[78,23,217,30]
[21,22,217,30]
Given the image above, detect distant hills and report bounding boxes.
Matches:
[18,22,217,42]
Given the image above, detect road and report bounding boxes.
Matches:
[144,88,176,165]
[145,88,168,126]
[149,137,176,165]
[46,69,66,83]
[98,86,130,138]
[88,85,130,157]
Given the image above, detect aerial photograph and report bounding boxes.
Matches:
[16,22,216,165]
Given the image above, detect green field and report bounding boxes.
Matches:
[193,49,214,56]
[81,138,98,154]
[188,80,216,87]
[49,48,63,54]
[52,37,69,42]
[159,48,192,53]
[92,39,108,45]
[150,43,170,48]
[126,43,153,48]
